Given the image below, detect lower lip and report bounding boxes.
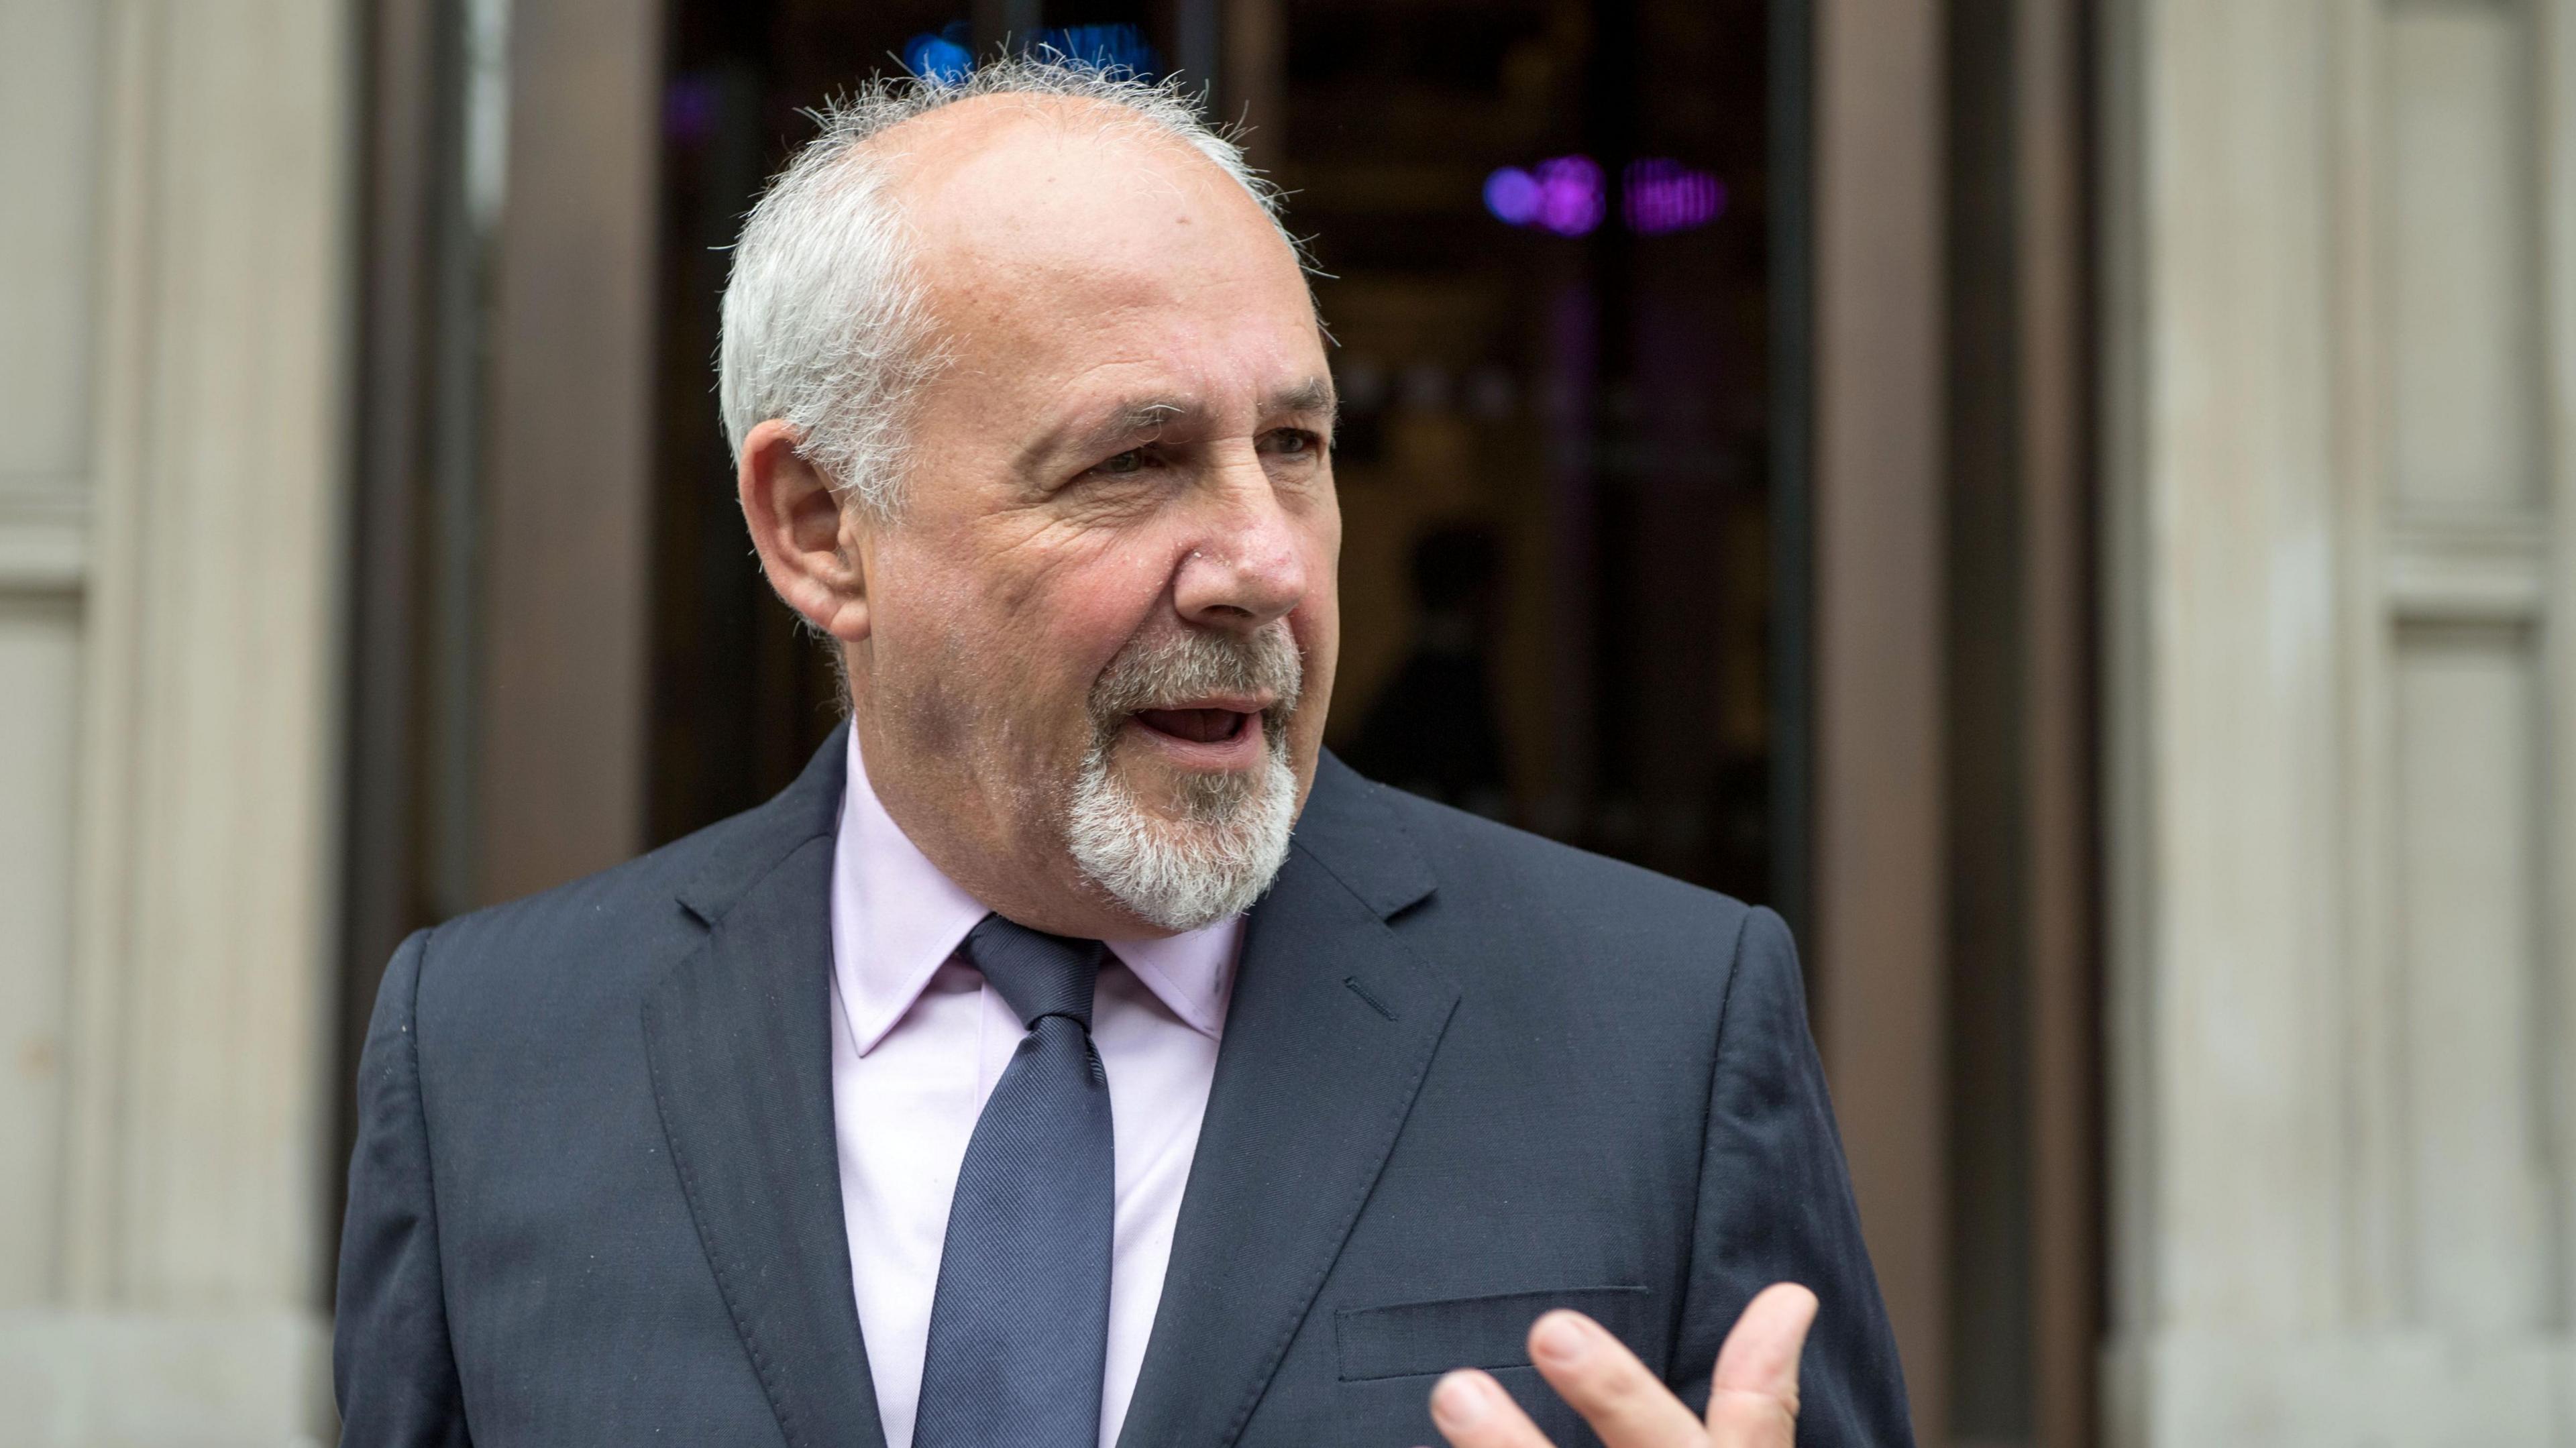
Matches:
[1123,711,1268,770]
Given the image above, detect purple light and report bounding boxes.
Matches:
[1623,158,1727,235]
[1486,158,1605,235]
[1484,166,1544,225]
[1491,155,1724,237]
[1533,155,1607,237]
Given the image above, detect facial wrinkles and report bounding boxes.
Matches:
[929,245,1309,438]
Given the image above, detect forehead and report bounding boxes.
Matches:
[875,97,1318,378]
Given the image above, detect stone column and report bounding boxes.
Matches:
[1814,1,1952,1440]
[0,1,352,1443]
[2103,0,2576,1441]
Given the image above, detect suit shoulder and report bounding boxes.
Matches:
[1350,778,1790,1055]
[411,795,808,1009]
[1362,778,1762,946]
[444,804,765,940]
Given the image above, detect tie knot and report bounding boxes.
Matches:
[963,915,1106,1031]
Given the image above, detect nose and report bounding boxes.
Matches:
[1171,451,1310,632]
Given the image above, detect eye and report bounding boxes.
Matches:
[1093,449,1147,476]
[1262,429,1322,457]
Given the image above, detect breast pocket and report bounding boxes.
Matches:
[1328,1286,1658,1448]
[1334,1284,1656,1382]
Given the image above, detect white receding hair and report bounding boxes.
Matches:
[718,56,1299,516]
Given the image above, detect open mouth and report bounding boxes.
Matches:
[1132,707,1258,745]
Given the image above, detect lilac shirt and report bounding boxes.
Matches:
[828,728,1242,1448]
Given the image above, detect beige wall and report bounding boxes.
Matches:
[0,1,352,1443]
[2104,0,2576,1441]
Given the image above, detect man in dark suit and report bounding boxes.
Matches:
[334,58,1911,1448]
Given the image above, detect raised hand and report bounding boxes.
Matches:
[1428,1282,1819,1448]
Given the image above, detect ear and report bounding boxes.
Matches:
[738,418,871,641]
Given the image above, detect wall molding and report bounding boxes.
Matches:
[0,490,89,594]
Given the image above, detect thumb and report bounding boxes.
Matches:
[1704,1282,1819,1448]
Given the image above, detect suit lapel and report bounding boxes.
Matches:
[642,728,888,1448]
[1116,757,1456,1448]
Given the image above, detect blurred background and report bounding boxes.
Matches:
[4,0,2571,1443]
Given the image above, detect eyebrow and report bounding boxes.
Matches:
[1026,376,1338,473]
[1269,376,1337,418]
[1029,400,1189,474]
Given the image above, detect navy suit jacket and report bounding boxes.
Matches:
[335,727,1913,1447]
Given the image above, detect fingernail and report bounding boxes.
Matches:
[1432,1372,1493,1425]
[1532,1312,1590,1365]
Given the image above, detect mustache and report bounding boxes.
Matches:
[1087,622,1304,732]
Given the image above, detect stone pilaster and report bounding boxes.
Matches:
[0,2,352,1443]
[2103,1,2576,1441]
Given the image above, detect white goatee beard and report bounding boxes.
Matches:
[1065,624,1303,932]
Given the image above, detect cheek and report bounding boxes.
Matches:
[856,559,977,753]
[1311,478,1345,557]
[864,532,1037,724]
[1293,507,1342,651]
[911,519,1180,711]
[1287,508,1341,740]
[868,550,977,667]
[1291,601,1338,710]
[1031,535,1179,679]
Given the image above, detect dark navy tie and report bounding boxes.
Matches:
[912,915,1115,1448]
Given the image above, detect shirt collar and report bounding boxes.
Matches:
[830,726,1241,1056]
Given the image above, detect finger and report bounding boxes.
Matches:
[1525,1310,1705,1448]
[1428,1368,1556,1448]
[1705,1282,1819,1448]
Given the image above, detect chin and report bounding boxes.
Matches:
[1065,728,1299,932]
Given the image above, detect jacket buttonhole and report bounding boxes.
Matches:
[1343,974,1399,1021]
